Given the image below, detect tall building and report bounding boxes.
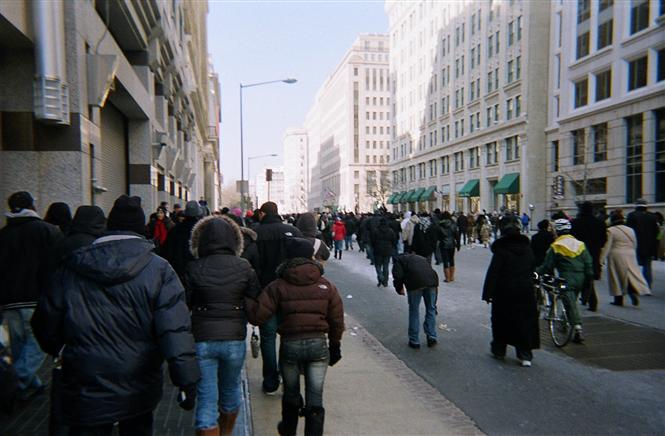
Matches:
[385,1,550,219]
[0,0,221,215]
[282,128,308,213]
[545,0,664,215]
[303,34,391,213]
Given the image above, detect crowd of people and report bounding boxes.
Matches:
[0,189,661,433]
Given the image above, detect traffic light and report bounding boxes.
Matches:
[266,169,272,181]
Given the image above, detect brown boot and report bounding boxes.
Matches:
[196,427,220,436]
[219,410,238,436]
[443,267,450,282]
[449,266,455,282]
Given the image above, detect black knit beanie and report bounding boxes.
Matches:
[284,237,314,260]
[107,195,146,236]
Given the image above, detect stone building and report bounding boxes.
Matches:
[545,0,664,216]
[0,0,221,217]
[385,0,550,221]
[282,128,308,213]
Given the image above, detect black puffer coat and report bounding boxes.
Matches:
[438,219,460,250]
[240,226,261,273]
[572,213,607,279]
[49,206,106,274]
[370,219,397,256]
[482,234,539,350]
[392,253,439,292]
[255,214,303,287]
[31,233,199,426]
[184,215,261,342]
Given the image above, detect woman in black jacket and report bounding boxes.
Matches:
[185,215,261,435]
[482,216,539,367]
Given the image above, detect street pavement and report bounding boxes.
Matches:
[321,243,665,435]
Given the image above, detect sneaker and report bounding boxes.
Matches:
[408,342,420,349]
[520,360,532,367]
[427,337,438,347]
[572,331,584,344]
[262,384,280,396]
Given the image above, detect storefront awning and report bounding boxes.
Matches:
[400,189,415,203]
[458,179,480,197]
[494,173,520,194]
[408,187,426,202]
[419,186,438,201]
[386,192,398,204]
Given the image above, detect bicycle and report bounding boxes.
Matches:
[534,272,573,347]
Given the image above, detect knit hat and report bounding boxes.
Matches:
[184,200,201,217]
[284,237,314,260]
[553,218,572,233]
[107,195,146,236]
[8,191,35,213]
[260,201,278,215]
[231,207,242,217]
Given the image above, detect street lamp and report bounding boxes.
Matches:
[248,153,278,210]
[240,78,297,210]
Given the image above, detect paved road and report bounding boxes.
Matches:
[325,245,665,435]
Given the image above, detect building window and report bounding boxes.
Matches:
[595,69,612,101]
[574,177,607,195]
[508,20,514,46]
[515,56,521,80]
[487,71,493,93]
[578,0,591,23]
[656,108,665,202]
[486,142,498,165]
[515,95,521,117]
[507,60,514,83]
[505,136,519,161]
[469,147,480,169]
[552,140,560,172]
[628,56,648,90]
[488,35,494,58]
[658,48,665,82]
[506,98,514,120]
[454,152,464,172]
[572,129,586,165]
[597,19,613,50]
[574,78,588,108]
[577,31,590,59]
[593,123,608,162]
[441,156,450,174]
[626,114,643,203]
[630,0,650,35]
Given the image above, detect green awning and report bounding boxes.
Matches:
[386,193,397,204]
[408,187,426,202]
[494,173,520,194]
[400,190,414,203]
[387,192,401,204]
[418,186,438,201]
[392,192,405,204]
[458,179,480,197]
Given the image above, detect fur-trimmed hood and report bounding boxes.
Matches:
[190,214,244,258]
[240,226,257,242]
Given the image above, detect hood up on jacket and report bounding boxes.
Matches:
[276,258,324,286]
[190,214,243,258]
[69,206,106,237]
[240,226,257,242]
[400,211,412,229]
[491,233,531,255]
[65,235,155,285]
[296,212,318,238]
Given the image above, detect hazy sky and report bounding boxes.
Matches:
[207,0,388,186]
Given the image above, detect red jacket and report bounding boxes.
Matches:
[332,221,346,241]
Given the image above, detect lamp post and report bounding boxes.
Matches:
[248,153,278,210]
[240,78,297,210]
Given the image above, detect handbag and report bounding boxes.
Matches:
[250,327,260,358]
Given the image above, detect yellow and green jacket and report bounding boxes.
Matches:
[536,235,593,293]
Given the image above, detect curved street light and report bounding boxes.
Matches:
[240,78,297,210]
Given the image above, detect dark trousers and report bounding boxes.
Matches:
[491,341,532,361]
[460,229,467,245]
[433,242,442,264]
[637,254,653,288]
[69,412,153,436]
[581,281,598,310]
[260,315,280,392]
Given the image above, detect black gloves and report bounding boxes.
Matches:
[177,384,197,411]
[329,343,342,367]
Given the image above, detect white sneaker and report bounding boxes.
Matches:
[521,360,532,367]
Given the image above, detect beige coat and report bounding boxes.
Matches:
[600,225,650,296]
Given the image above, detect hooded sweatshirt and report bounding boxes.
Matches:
[296,213,330,261]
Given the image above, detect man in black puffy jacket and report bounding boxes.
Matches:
[254,202,303,394]
[32,195,199,435]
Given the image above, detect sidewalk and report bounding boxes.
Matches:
[245,314,482,436]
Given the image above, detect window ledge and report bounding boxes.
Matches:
[485,90,500,100]
[569,46,613,71]
[503,80,522,93]
[621,25,663,49]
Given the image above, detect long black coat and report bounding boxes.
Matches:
[572,213,607,279]
[370,220,397,256]
[162,217,199,280]
[530,230,555,268]
[255,214,303,287]
[32,233,199,426]
[627,209,660,259]
[482,234,539,351]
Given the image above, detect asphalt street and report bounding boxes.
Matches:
[324,245,665,435]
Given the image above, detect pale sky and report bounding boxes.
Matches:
[207,0,388,186]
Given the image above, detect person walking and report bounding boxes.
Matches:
[478,215,492,248]
[467,214,476,244]
[184,215,261,435]
[537,219,593,344]
[31,195,200,435]
[571,201,607,312]
[600,211,650,306]
[0,191,62,399]
[163,201,202,282]
[49,206,106,275]
[246,238,344,436]
[482,216,539,367]
[255,202,303,395]
[402,211,419,253]
[332,217,346,260]
[626,199,659,289]
[296,212,331,262]
[438,212,460,282]
[530,220,555,267]
[371,217,397,287]
[409,213,438,263]
[521,212,531,234]
[44,202,72,235]
[392,252,439,349]
[147,207,174,254]
[457,212,468,245]
[343,213,357,251]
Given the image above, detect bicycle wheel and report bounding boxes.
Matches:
[549,294,573,347]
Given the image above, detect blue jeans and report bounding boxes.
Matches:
[5,308,45,390]
[280,338,329,408]
[637,255,653,288]
[407,288,438,345]
[334,240,344,252]
[344,235,353,250]
[260,315,280,392]
[374,255,391,284]
[195,340,246,430]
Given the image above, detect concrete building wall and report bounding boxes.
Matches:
[385,0,550,220]
[283,129,308,213]
[546,0,665,216]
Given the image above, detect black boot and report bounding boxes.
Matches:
[303,406,325,436]
[610,296,623,306]
[338,251,342,260]
[277,396,302,436]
